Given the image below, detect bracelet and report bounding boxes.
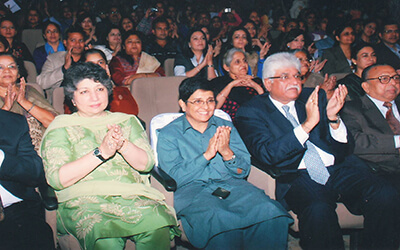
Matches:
[328,114,340,124]
[26,103,35,113]
[195,67,200,72]
[207,64,214,68]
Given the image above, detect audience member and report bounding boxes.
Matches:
[157,76,292,249]
[77,12,99,48]
[338,44,377,100]
[0,109,54,250]
[174,28,216,80]
[37,26,85,101]
[120,16,135,32]
[40,62,179,250]
[22,8,43,30]
[210,48,264,120]
[341,64,400,193]
[145,17,178,64]
[374,20,400,70]
[33,22,65,73]
[0,17,33,62]
[137,2,165,36]
[109,30,165,87]
[322,24,355,75]
[94,25,121,63]
[235,52,400,249]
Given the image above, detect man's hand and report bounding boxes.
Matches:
[302,86,320,133]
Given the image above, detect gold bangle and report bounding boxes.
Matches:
[26,103,35,113]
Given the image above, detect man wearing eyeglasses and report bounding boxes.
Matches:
[341,64,400,192]
[235,52,400,249]
[374,20,400,70]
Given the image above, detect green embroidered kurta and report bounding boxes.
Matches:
[40,112,179,249]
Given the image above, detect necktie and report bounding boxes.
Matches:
[383,102,400,135]
[282,105,330,185]
[0,194,4,221]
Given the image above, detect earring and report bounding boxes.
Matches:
[72,100,76,106]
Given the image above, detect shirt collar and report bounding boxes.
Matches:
[182,114,217,133]
[269,95,296,115]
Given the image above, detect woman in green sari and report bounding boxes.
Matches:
[40,62,179,250]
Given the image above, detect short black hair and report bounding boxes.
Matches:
[42,21,61,38]
[63,62,113,112]
[82,48,107,62]
[64,25,85,40]
[361,64,389,82]
[179,76,215,102]
[152,17,169,30]
[379,19,399,34]
[182,28,209,58]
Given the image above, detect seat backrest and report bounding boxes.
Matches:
[21,29,45,55]
[24,60,38,83]
[150,110,231,166]
[130,76,186,133]
[52,87,65,114]
[331,72,350,81]
[163,58,175,76]
[26,83,44,96]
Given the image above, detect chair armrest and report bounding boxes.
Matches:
[250,157,283,179]
[150,166,177,192]
[38,183,58,211]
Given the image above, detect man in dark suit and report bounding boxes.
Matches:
[235,52,400,249]
[374,20,400,70]
[341,64,400,191]
[0,110,54,249]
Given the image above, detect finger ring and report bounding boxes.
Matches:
[4,92,7,96]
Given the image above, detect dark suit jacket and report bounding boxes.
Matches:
[340,95,400,173]
[321,45,353,75]
[235,88,353,203]
[0,110,44,202]
[374,42,400,70]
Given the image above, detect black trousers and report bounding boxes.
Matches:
[285,155,400,250]
[0,200,54,250]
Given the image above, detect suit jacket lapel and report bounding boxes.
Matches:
[361,96,393,134]
[263,94,295,131]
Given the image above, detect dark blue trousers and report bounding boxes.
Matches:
[285,155,400,250]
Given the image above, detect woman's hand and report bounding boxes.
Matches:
[16,77,28,104]
[216,126,234,160]
[203,131,218,161]
[205,45,214,65]
[259,42,271,59]
[2,83,16,110]
[320,74,336,99]
[99,124,123,159]
[310,59,327,73]
[213,39,222,57]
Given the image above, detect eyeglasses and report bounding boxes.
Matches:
[0,26,15,30]
[366,75,400,84]
[111,11,119,14]
[46,30,59,34]
[383,29,399,34]
[0,64,18,71]
[268,74,303,81]
[186,99,216,106]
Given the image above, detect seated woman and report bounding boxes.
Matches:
[337,44,376,100]
[174,28,217,80]
[157,77,292,249]
[0,52,56,151]
[109,30,165,87]
[210,48,264,120]
[33,22,65,73]
[322,25,355,75]
[40,62,179,250]
[94,25,122,63]
[77,12,99,48]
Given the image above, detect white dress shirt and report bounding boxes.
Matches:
[0,149,23,207]
[269,96,348,169]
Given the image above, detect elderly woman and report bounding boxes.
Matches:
[174,28,216,80]
[210,48,264,120]
[109,30,165,86]
[40,62,179,250]
[33,22,65,73]
[157,77,292,249]
[337,44,377,100]
[0,52,56,151]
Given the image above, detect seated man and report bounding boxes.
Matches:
[0,110,54,249]
[235,52,400,249]
[157,77,292,249]
[144,17,178,65]
[374,20,400,70]
[341,64,400,191]
[36,26,85,102]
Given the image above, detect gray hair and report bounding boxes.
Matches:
[223,48,246,67]
[263,52,301,79]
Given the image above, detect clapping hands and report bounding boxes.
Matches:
[203,126,233,161]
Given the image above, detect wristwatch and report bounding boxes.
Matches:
[93,147,106,162]
[328,115,340,124]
